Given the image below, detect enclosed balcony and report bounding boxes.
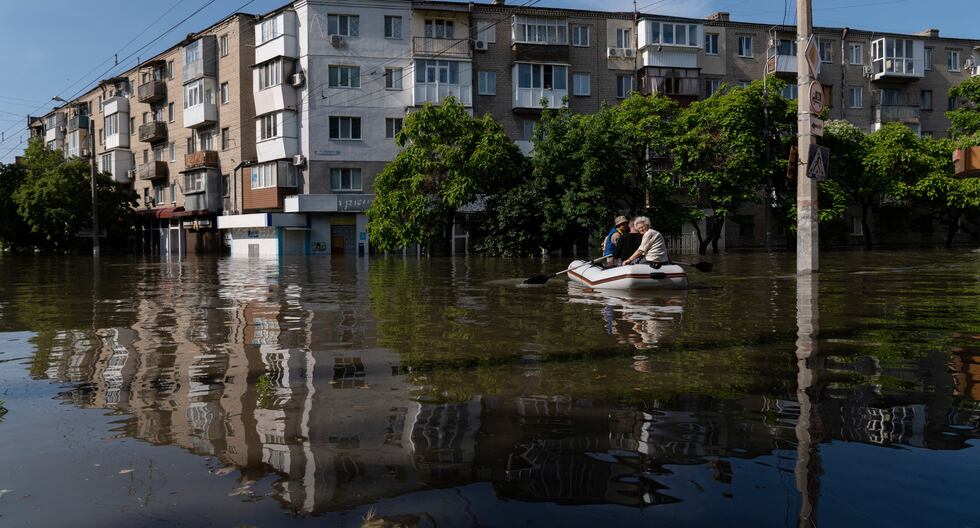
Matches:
[182,35,216,83]
[139,121,167,143]
[44,113,66,143]
[641,67,700,106]
[638,19,702,69]
[412,59,473,107]
[871,37,925,81]
[413,37,471,59]
[255,11,299,63]
[139,160,169,181]
[185,150,220,170]
[138,80,167,103]
[512,63,567,110]
[511,15,569,63]
[183,78,217,128]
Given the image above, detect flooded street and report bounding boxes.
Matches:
[0,251,978,527]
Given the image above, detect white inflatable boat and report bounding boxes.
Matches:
[565,259,688,290]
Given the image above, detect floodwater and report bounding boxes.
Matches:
[0,251,978,527]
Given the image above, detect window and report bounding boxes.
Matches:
[259,17,281,44]
[166,60,174,80]
[104,114,118,136]
[199,129,214,151]
[168,102,175,122]
[184,80,202,108]
[513,15,568,45]
[921,89,933,110]
[220,82,229,104]
[782,84,798,99]
[475,20,496,43]
[705,33,719,55]
[384,68,402,90]
[572,73,590,96]
[385,118,403,139]
[424,19,454,39]
[384,16,402,39]
[185,171,206,193]
[251,162,275,189]
[329,116,361,140]
[738,36,753,57]
[616,28,631,49]
[169,142,175,162]
[478,71,496,95]
[187,137,195,154]
[142,112,149,125]
[221,127,230,150]
[328,14,359,37]
[329,65,360,88]
[222,174,230,197]
[705,78,721,97]
[880,89,901,106]
[257,113,279,140]
[219,34,229,57]
[947,50,960,71]
[948,96,957,111]
[849,87,862,108]
[571,25,589,47]
[100,153,112,172]
[153,107,163,122]
[521,120,535,141]
[330,168,362,191]
[819,40,833,63]
[616,74,633,99]
[646,22,699,47]
[849,43,863,65]
[416,60,460,85]
[154,185,166,205]
[143,149,148,164]
[777,38,797,56]
[924,47,933,70]
[130,117,136,134]
[184,40,200,66]
[257,59,283,90]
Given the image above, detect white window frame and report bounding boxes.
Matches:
[738,36,753,58]
[478,71,496,95]
[512,15,568,45]
[782,84,798,100]
[259,17,282,44]
[647,22,699,47]
[327,14,359,37]
[384,16,402,39]
[330,168,362,192]
[100,153,112,173]
[251,162,276,189]
[947,50,960,72]
[571,25,589,47]
[424,19,455,39]
[572,72,590,96]
[924,47,933,70]
[257,59,283,90]
[819,39,833,63]
[705,33,719,55]
[849,43,863,65]
[168,102,175,122]
[221,127,230,150]
[705,78,721,97]
[257,113,280,141]
[475,20,496,43]
[169,142,175,162]
[185,171,207,194]
[183,79,202,108]
[384,68,403,90]
[329,65,360,88]
[616,74,633,99]
[220,82,230,104]
[616,28,632,49]
[416,59,461,86]
[219,34,229,57]
[329,116,361,140]
[849,87,862,108]
[385,117,403,139]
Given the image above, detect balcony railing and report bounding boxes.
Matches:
[138,121,167,143]
[412,37,471,58]
[184,150,220,170]
[139,161,168,181]
[138,80,167,103]
[872,57,924,80]
[68,115,89,132]
[875,105,920,124]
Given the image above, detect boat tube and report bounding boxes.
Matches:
[565,260,688,290]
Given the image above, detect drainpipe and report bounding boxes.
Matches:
[840,27,849,121]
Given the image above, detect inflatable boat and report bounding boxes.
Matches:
[565,259,688,290]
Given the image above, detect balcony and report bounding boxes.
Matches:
[182,35,216,83]
[511,42,569,64]
[413,82,472,107]
[765,54,797,75]
[871,38,925,81]
[139,161,169,181]
[184,150,220,170]
[68,115,89,132]
[138,121,168,143]
[413,37,471,59]
[874,105,921,131]
[138,80,167,103]
[514,87,567,110]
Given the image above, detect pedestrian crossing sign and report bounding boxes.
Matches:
[807,145,830,181]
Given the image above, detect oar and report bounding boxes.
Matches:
[671,260,713,272]
[524,256,606,285]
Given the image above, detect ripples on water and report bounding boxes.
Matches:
[0,251,978,526]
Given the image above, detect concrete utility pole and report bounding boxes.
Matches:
[89,118,100,257]
[796,0,818,273]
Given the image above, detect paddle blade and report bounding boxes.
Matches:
[694,261,713,272]
[524,275,551,285]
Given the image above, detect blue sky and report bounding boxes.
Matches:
[1,0,976,162]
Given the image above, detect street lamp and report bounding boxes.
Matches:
[53,96,99,256]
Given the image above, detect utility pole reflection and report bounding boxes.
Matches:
[795,273,822,527]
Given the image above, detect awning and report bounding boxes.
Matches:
[137,206,184,219]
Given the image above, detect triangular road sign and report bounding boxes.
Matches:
[807,145,830,181]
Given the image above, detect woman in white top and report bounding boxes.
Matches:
[622,216,669,266]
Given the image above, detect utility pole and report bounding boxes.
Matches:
[796,0,818,273]
[89,118,100,256]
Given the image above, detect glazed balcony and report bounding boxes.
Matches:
[138,121,168,143]
[413,37,471,59]
[139,160,169,181]
[184,149,220,170]
[138,80,167,103]
[871,37,925,82]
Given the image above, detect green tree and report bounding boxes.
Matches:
[947,75,980,143]
[367,97,523,254]
[820,120,871,244]
[0,162,33,250]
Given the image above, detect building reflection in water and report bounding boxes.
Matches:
[18,257,980,520]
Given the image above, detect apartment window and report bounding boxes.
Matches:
[104,114,118,136]
[185,171,206,193]
[475,20,496,43]
[221,127,230,150]
[219,34,229,57]
[329,116,361,140]
[130,116,136,134]
[98,95,104,113]
[424,19,455,39]
[616,28,631,49]
[185,40,200,66]
[169,142,175,162]
[647,22,699,47]
[251,162,275,189]
[257,59,283,90]
[516,63,567,92]
[819,40,833,63]
[478,71,496,95]
[777,39,797,56]
[384,16,402,39]
[100,153,112,173]
[328,14,359,37]
[186,137,195,154]
[99,128,104,145]
[329,65,360,88]
[849,43,863,65]
[220,82,229,104]
[948,96,957,111]
[143,149,149,164]
[222,174,230,197]
[616,74,633,99]
[738,36,753,57]
[849,87,862,108]
[924,47,933,70]
[184,80,202,108]
[921,89,933,110]
[705,33,719,55]
[705,78,721,97]
[513,15,568,45]
[947,50,960,71]
[384,68,403,90]
[330,168,362,191]
[199,129,214,151]
[166,60,174,80]
[153,107,164,122]
[257,113,279,140]
[571,25,589,47]
[782,84,798,100]
[572,73,590,96]
[385,117,403,139]
[168,102,175,122]
[416,60,460,84]
[259,17,281,44]
[153,185,166,205]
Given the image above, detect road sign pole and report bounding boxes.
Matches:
[796,0,818,274]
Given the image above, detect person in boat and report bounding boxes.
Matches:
[601,215,630,266]
[614,219,643,265]
[622,216,669,267]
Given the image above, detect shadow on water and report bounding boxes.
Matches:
[0,251,978,525]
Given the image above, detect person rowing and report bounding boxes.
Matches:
[601,215,630,266]
[622,216,669,268]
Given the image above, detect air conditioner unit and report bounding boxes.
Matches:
[474,40,488,51]
[607,47,619,57]
[624,48,636,58]
[126,169,136,180]
[330,34,345,48]
[291,71,306,87]
[292,154,306,167]
[863,65,873,77]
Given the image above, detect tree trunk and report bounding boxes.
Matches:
[708,215,725,255]
[944,212,961,249]
[861,201,872,250]
[692,222,708,255]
